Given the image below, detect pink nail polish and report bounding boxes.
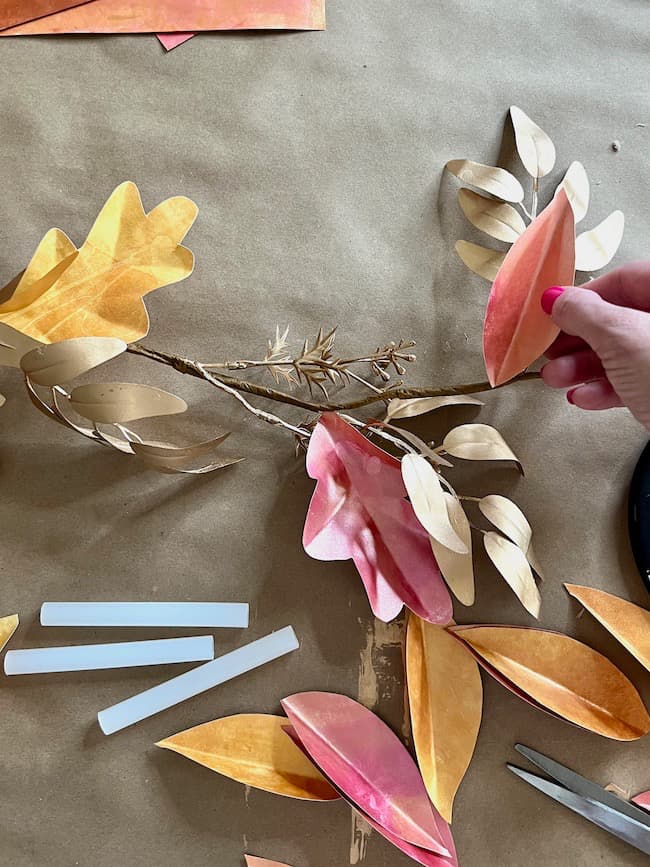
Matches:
[541,286,565,315]
[567,388,576,405]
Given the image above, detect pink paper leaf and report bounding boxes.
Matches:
[245,858,293,867]
[303,413,452,624]
[157,33,195,50]
[632,790,650,812]
[483,189,575,386]
[281,692,453,857]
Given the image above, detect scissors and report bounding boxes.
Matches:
[507,744,650,856]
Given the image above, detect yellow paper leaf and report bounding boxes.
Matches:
[401,454,467,553]
[0,182,197,343]
[478,494,543,578]
[455,241,506,282]
[406,617,482,823]
[510,106,556,178]
[445,159,524,203]
[68,382,187,424]
[0,615,19,652]
[483,531,541,618]
[157,714,339,801]
[458,189,525,243]
[20,337,126,386]
[575,210,625,271]
[386,394,484,420]
[565,584,650,671]
[0,228,77,314]
[442,423,520,466]
[555,161,590,223]
[0,322,42,368]
[430,493,475,606]
[452,625,650,740]
[131,436,244,475]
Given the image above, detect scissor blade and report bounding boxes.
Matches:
[508,765,650,856]
[514,744,650,827]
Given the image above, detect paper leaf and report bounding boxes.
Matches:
[131,437,244,475]
[0,394,5,408]
[575,211,625,271]
[483,189,575,386]
[0,182,197,343]
[564,584,650,671]
[483,532,541,618]
[401,455,467,554]
[510,106,556,178]
[454,241,506,282]
[429,494,475,606]
[281,692,452,856]
[451,625,650,740]
[303,413,452,624]
[445,159,524,203]
[632,791,650,811]
[20,337,126,386]
[386,395,484,420]
[555,161,590,223]
[457,189,525,243]
[442,424,520,466]
[353,806,458,867]
[157,714,338,801]
[0,615,19,653]
[407,617,482,823]
[478,494,543,578]
[0,228,76,315]
[245,858,294,867]
[0,322,42,368]
[68,382,187,424]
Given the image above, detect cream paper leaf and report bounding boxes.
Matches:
[402,454,467,553]
[68,382,187,424]
[483,531,541,618]
[386,394,484,420]
[478,494,543,578]
[446,159,524,203]
[555,161,590,223]
[20,337,126,386]
[458,189,525,243]
[510,106,556,178]
[455,241,506,281]
[430,493,475,605]
[575,211,625,271]
[442,424,520,466]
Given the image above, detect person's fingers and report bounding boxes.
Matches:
[567,378,624,411]
[544,332,589,360]
[583,262,650,311]
[542,285,637,356]
[541,349,605,388]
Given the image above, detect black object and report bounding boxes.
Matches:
[628,440,650,592]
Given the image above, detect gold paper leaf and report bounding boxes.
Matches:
[131,436,244,475]
[445,159,524,203]
[510,106,556,178]
[157,714,339,801]
[20,337,127,387]
[0,322,43,368]
[442,423,520,466]
[430,493,475,605]
[478,494,543,578]
[0,228,77,314]
[67,382,188,424]
[575,210,625,271]
[0,394,5,408]
[455,241,506,282]
[458,189,526,243]
[386,395,484,420]
[555,161,590,223]
[401,454,468,553]
[0,614,19,652]
[406,617,482,823]
[483,531,541,618]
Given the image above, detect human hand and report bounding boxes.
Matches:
[540,261,650,430]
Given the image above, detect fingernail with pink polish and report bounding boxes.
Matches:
[541,286,565,315]
[567,388,576,405]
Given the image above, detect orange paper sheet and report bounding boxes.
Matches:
[1,0,325,34]
[0,1,89,31]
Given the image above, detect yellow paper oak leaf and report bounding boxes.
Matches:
[0,182,197,343]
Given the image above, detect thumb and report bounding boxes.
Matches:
[544,285,632,354]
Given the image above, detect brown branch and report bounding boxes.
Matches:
[127,343,541,412]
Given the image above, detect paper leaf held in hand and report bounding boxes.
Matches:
[157,714,339,801]
[407,617,482,823]
[451,625,650,740]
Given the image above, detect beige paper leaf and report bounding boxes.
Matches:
[445,159,524,203]
[0,614,19,652]
[575,211,625,271]
[510,106,556,178]
[430,493,475,605]
[402,454,467,553]
[131,436,244,475]
[20,337,127,386]
[455,241,506,282]
[555,161,590,223]
[68,382,188,424]
[442,424,520,466]
[0,322,42,368]
[483,531,541,618]
[458,189,526,243]
[386,394,484,420]
[478,494,543,578]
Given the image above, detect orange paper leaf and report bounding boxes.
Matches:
[483,189,575,386]
[451,625,650,740]
[565,584,650,671]
[407,617,482,823]
[157,714,339,801]
[0,615,19,652]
